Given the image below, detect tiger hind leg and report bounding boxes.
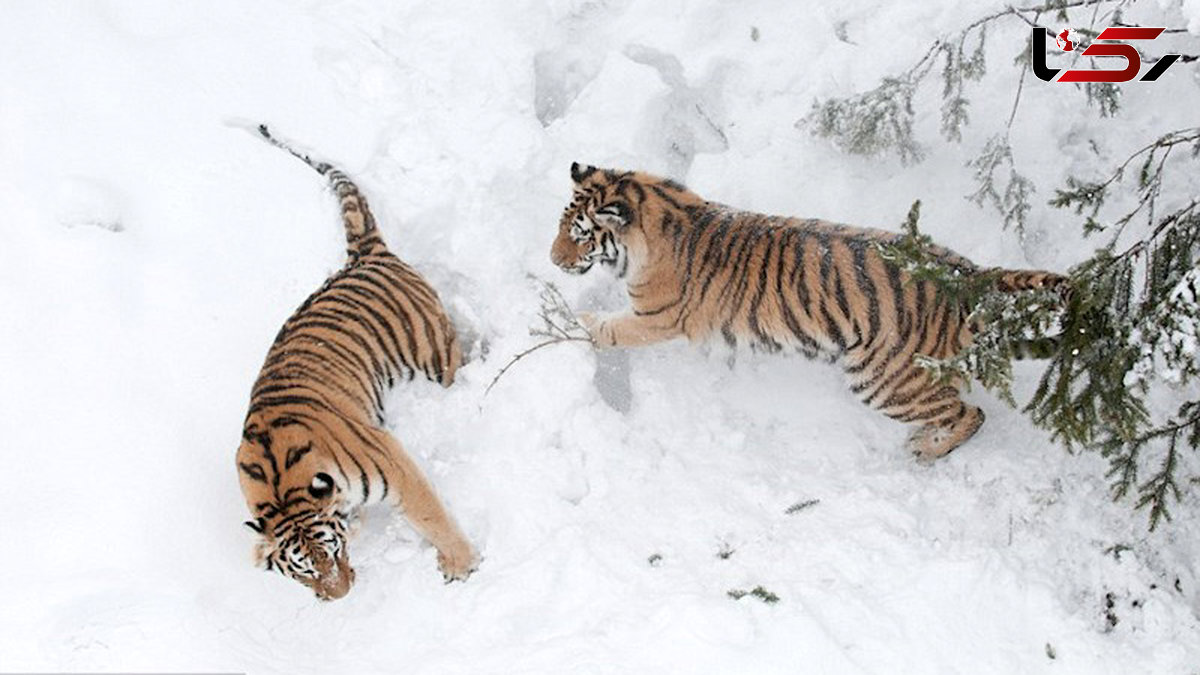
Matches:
[846,348,985,461]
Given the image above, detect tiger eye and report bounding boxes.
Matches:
[309,472,334,499]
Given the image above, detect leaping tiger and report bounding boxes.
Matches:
[235,125,478,601]
[551,163,1065,460]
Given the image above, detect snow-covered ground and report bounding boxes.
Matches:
[2,1,1199,672]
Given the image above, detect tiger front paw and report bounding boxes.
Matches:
[576,312,614,348]
[437,545,480,583]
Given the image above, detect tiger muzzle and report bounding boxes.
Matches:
[311,549,355,601]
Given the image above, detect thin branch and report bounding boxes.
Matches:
[1005,7,1044,29]
[1103,129,1200,192]
[1007,9,1039,129]
[964,0,1103,33]
[483,336,592,398]
[481,277,595,399]
[1127,404,1200,446]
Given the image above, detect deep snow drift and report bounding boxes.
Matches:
[1,1,1198,673]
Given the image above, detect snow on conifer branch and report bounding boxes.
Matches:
[877,201,1066,408]
[1034,129,1199,528]
[809,0,1200,527]
[801,1,1191,235]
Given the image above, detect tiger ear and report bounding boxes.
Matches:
[571,162,596,184]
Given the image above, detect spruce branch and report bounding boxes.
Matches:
[803,1,1150,234]
[967,134,1036,234]
[877,200,1000,304]
[803,0,1120,164]
[877,175,1198,529]
[1105,402,1200,529]
[1084,82,1122,119]
[784,499,821,514]
[807,2,1200,529]
[918,286,1065,406]
[1032,129,1200,527]
[1006,14,1037,130]
[803,74,926,164]
[1136,428,1181,529]
[879,201,1066,405]
[1050,127,1200,244]
[1127,267,1200,389]
[1050,128,1200,330]
[728,586,781,604]
[1025,252,1149,449]
[939,25,989,143]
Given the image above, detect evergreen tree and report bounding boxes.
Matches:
[809,0,1200,528]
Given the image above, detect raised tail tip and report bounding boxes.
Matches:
[229,118,331,175]
[223,119,285,145]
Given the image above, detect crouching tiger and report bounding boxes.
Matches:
[235,125,478,601]
[551,164,1065,460]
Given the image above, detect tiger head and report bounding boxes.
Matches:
[551,163,652,279]
[237,419,356,601]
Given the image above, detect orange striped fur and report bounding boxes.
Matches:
[235,126,476,600]
[551,164,1065,460]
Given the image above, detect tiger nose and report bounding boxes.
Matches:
[318,581,350,601]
